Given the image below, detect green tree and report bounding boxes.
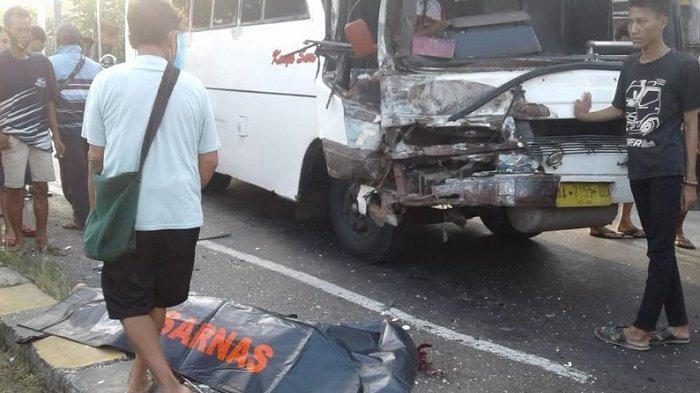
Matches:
[61,0,126,62]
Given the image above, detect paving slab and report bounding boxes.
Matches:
[0,283,57,316]
[63,360,133,393]
[33,336,127,369]
[0,266,30,288]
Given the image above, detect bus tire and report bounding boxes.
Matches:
[480,209,542,239]
[329,179,406,263]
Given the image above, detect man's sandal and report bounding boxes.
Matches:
[594,326,651,351]
[619,229,646,239]
[590,228,628,240]
[650,328,691,346]
[675,236,696,250]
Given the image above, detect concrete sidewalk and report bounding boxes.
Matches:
[0,260,131,393]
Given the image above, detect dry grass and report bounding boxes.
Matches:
[0,247,71,301]
[0,336,47,393]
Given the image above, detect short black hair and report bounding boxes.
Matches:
[30,25,46,41]
[628,0,671,16]
[128,0,180,46]
[3,6,32,29]
[56,23,82,46]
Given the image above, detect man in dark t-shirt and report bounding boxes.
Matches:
[574,0,699,351]
[0,7,65,250]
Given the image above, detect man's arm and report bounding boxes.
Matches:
[574,92,625,122]
[682,109,699,212]
[87,145,105,211]
[48,101,65,157]
[199,151,218,189]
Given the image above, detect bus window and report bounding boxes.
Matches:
[264,0,307,20]
[213,0,238,26]
[192,0,214,29]
[241,0,263,24]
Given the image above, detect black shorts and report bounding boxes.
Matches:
[101,228,200,320]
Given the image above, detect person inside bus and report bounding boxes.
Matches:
[416,0,449,37]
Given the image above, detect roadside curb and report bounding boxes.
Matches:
[0,262,132,393]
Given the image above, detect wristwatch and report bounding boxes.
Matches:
[684,178,699,187]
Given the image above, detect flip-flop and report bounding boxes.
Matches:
[675,236,696,250]
[594,326,651,351]
[21,227,36,238]
[590,229,628,240]
[650,328,691,346]
[619,229,646,239]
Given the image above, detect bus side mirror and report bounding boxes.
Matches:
[345,19,378,57]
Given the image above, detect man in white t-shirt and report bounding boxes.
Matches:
[81,0,219,391]
[416,0,449,36]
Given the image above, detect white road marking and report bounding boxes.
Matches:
[199,240,592,384]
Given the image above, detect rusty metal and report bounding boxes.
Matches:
[430,174,561,207]
[388,142,522,160]
[393,164,408,195]
[321,139,383,181]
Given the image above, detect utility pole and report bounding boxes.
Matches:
[53,0,62,27]
[96,0,103,59]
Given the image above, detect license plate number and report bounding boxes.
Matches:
[556,183,611,208]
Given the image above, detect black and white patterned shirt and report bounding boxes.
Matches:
[0,50,59,152]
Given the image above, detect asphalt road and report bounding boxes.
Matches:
[43,180,700,393]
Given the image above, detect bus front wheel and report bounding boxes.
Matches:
[329,180,406,263]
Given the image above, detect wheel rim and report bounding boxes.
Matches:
[342,183,374,237]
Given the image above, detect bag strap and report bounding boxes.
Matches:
[59,55,86,90]
[137,62,180,177]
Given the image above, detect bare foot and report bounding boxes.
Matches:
[623,325,651,346]
[126,370,153,393]
[667,325,691,340]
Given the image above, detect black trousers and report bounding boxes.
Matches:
[631,176,688,332]
[58,132,90,227]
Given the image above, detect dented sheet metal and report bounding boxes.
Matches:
[344,100,382,150]
[381,74,513,128]
[22,287,419,393]
[389,141,521,160]
[430,174,560,207]
[322,138,384,181]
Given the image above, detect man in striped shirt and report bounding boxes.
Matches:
[0,7,65,249]
[50,23,101,230]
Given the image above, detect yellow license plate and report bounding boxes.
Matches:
[556,183,611,208]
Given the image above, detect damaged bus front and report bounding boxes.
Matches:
[315,0,682,261]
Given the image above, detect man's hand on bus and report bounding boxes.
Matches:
[574,92,624,122]
[574,92,593,118]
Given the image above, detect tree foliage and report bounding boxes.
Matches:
[61,0,126,61]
